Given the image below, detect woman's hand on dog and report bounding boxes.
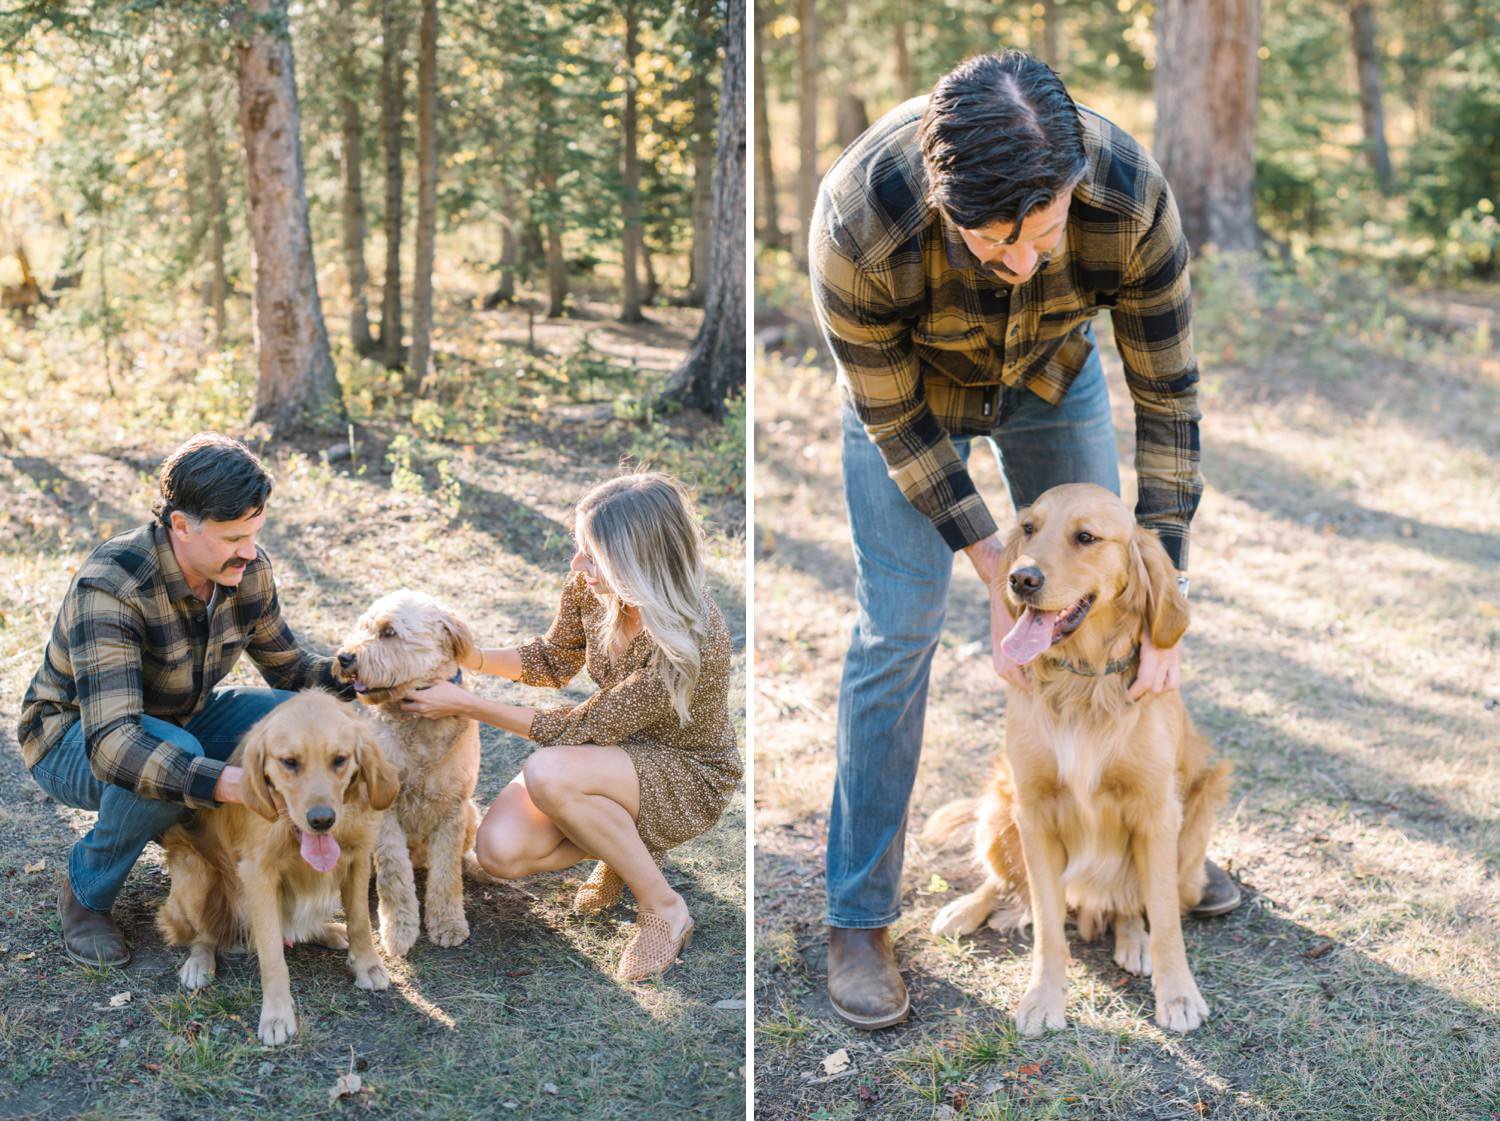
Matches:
[1129,633,1182,700]
[401,680,476,719]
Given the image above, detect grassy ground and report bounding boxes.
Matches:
[0,279,746,1120]
[752,248,1499,1121]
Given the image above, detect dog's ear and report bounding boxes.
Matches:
[1126,524,1190,649]
[237,720,281,822]
[436,606,476,665]
[348,724,400,811]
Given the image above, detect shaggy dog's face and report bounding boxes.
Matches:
[999,483,1185,665]
[238,692,398,871]
[333,590,475,705]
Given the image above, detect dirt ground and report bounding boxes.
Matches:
[0,287,747,1120]
[752,253,1499,1121]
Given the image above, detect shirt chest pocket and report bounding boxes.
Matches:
[911,323,999,386]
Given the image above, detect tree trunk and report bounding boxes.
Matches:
[642,240,659,305]
[1154,0,1261,254]
[235,0,345,434]
[893,18,913,99]
[408,0,437,391]
[379,0,408,369]
[835,91,868,149]
[200,51,229,348]
[662,0,744,415]
[753,6,784,248]
[539,92,568,318]
[338,0,374,355]
[1349,1,1394,192]
[1040,0,1062,67]
[483,187,519,309]
[795,0,818,265]
[686,0,717,305]
[620,0,644,322]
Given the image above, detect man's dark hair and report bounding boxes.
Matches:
[918,50,1087,236]
[152,433,273,527]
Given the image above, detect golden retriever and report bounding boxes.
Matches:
[156,690,399,1045]
[332,590,482,956]
[927,483,1229,1035]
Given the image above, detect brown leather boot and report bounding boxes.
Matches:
[827,926,909,1030]
[58,878,130,968]
[1189,859,1243,918]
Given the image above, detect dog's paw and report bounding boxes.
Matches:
[931,894,989,938]
[1113,929,1152,977]
[1153,981,1208,1033]
[1074,907,1108,942]
[1015,984,1067,1037]
[350,955,390,991]
[379,915,419,958]
[257,1005,298,1046]
[425,913,470,948]
[178,951,216,990]
[314,922,349,950]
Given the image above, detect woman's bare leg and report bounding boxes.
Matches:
[475,774,590,878]
[522,745,690,938]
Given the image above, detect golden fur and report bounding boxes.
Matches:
[927,483,1230,1035]
[156,691,399,1046]
[333,589,483,956]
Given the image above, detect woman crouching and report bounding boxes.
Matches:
[401,472,741,979]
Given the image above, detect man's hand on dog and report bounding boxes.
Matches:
[1129,632,1182,700]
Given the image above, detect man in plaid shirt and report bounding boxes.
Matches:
[810,51,1238,1029]
[18,434,351,967]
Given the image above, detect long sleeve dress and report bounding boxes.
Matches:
[518,572,742,854]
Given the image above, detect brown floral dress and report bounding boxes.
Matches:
[519,572,741,854]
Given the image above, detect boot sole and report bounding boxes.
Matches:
[1189,884,1244,919]
[829,990,910,1031]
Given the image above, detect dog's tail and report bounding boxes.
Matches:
[920,798,980,851]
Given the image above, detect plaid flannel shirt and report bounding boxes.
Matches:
[810,96,1203,570]
[18,522,348,807]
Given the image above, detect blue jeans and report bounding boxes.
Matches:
[827,339,1121,927]
[29,687,294,912]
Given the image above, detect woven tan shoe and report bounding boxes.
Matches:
[573,862,625,915]
[616,912,694,981]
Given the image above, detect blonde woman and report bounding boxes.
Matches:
[401,473,741,979]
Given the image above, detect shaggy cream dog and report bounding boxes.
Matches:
[334,589,482,955]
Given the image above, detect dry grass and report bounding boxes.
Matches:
[0,286,746,1121]
[752,248,1499,1121]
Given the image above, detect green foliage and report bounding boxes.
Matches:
[1438,198,1500,279]
[1407,41,1500,243]
[627,390,745,497]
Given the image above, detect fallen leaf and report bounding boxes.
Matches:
[542,1083,559,1095]
[109,992,132,1007]
[23,859,45,875]
[143,1062,162,1073]
[714,997,746,1009]
[15,951,36,961]
[1304,941,1335,959]
[329,1072,362,1103]
[925,873,950,894]
[821,1048,850,1076]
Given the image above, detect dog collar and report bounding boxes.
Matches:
[449,669,463,685]
[1045,645,1140,678]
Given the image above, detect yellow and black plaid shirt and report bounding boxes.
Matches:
[810,96,1203,570]
[18,523,346,807]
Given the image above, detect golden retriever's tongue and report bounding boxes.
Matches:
[1001,607,1059,665]
[299,831,341,873]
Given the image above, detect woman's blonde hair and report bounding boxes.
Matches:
[575,472,708,726]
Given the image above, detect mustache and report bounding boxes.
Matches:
[221,559,248,571]
[987,252,1052,281]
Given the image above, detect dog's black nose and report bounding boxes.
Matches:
[1009,566,1045,595]
[306,805,336,832]
[337,652,355,669]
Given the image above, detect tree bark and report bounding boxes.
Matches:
[235,0,345,434]
[539,91,568,318]
[1349,1,1394,192]
[893,18,913,100]
[753,6,784,248]
[642,240,660,305]
[1154,0,1262,254]
[201,49,230,348]
[662,0,744,415]
[379,0,409,369]
[835,91,868,149]
[408,0,437,391]
[686,0,717,304]
[483,181,519,308]
[1040,0,1062,68]
[795,0,818,265]
[620,0,644,322]
[338,0,374,355]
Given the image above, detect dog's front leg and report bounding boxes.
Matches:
[1013,803,1071,1036]
[421,813,471,948]
[1133,818,1208,1032]
[240,859,296,1045]
[341,846,390,991]
[375,812,421,957]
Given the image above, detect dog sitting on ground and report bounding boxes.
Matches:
[926,483,1230,1035]
[333,589,483,956]
[156,691,399,1045]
